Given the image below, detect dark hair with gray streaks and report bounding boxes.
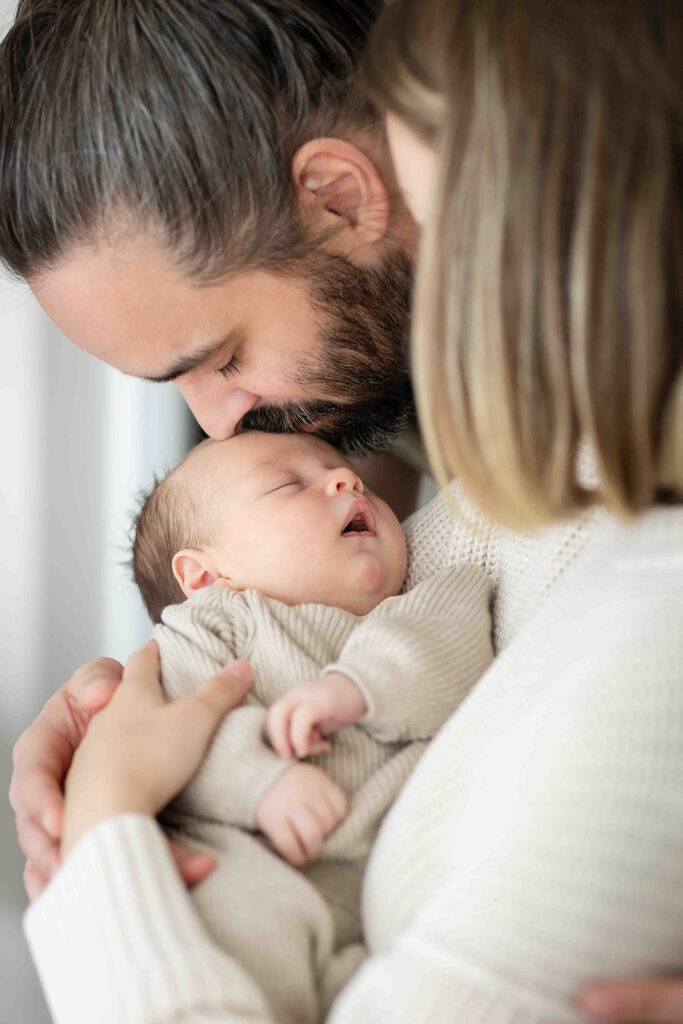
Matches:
[0,0,384,282]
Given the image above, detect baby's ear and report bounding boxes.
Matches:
[172,549,221,597]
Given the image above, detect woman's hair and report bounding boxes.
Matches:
[365,0,683,528]
[0,0,383,283]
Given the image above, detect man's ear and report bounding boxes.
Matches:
[172,549,240,598]
[292,138,390,262]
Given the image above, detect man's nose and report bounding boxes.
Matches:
[174,380,259,440]
[324,467,364,496]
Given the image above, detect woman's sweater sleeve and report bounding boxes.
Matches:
[24,815,274,1024]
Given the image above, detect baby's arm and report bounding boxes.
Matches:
[158,592,348,863]
[332,565,492,743]
[156,593,292,830]
[268,566,492,756]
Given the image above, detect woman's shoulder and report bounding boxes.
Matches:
[518,505,683,742]
[402,483,503,591]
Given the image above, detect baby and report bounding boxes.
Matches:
[132,430,492,1024]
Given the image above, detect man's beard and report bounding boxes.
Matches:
[241,248,414,456]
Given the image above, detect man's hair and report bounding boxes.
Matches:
[131,466,204,624]
[0,0,383,282]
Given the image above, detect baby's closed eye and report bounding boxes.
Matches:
[268,480,302,494]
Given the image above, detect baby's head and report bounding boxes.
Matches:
[132,431,407,623]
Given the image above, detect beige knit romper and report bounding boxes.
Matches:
[154,566,492,1024]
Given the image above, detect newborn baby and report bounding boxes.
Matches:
[132,430,492,1024]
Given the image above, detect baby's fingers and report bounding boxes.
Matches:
[271,818,308,867]
[267,698,296,759]
[291,705,323,758]
[290,805,325,863]
[306,726,332,756]
[310,785,346,835]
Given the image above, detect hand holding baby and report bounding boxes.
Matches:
[267,672,368,759]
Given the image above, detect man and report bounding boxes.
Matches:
[5,0,420,899]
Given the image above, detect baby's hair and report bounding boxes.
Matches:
[130,446,210,624]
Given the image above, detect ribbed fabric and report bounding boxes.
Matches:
[24,499,683,1024]
[150,565,491,1023]
[155,564,492,858]
[402,476,604,655]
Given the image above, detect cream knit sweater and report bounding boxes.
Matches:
[152,568,491,1024]
[24,486,683,1024]
[155,567,492,852]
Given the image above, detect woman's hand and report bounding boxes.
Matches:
[582,980,683,1024]
[61,641,252,858]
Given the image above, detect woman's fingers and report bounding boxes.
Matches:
[582,982,683,1024]
[120,640,162,697]
[69,657,124,711]
[172,660,253,750]
[167,838,216,889]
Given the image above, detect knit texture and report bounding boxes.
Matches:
[151,564,491,1023]
[24,497,683,1024]
[155,565,492,854]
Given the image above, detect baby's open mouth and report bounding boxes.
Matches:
[341,500,377,538]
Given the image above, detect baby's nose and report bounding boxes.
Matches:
[326,467,364,495]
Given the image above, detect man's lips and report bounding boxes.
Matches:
[341,498,377,537]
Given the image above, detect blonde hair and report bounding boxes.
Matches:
[365,0,683,528]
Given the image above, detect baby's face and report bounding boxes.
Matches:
[180,432,407,615]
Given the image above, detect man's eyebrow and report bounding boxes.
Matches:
[135,332,241,384]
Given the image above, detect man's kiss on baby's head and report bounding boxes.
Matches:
[133,431,408,625]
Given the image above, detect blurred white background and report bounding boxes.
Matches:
[0,271,195,1018]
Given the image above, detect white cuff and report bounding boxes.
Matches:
[24,814,270,1024]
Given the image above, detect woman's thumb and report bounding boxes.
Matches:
[189,660,253,727]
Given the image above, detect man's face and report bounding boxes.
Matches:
[32,234,413,454]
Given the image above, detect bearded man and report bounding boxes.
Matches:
[3,0,420,898]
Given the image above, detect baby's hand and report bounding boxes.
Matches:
[267,672,367,759]
[255,763,348,866]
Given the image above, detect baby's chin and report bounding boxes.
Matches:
[339,552,403,615]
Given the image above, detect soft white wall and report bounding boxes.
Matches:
[0,280,195,1024]
[102,364,196,662]
[0,279,50,1024]
[0,275,194,1024]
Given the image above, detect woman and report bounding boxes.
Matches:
[23,1,683,1022]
